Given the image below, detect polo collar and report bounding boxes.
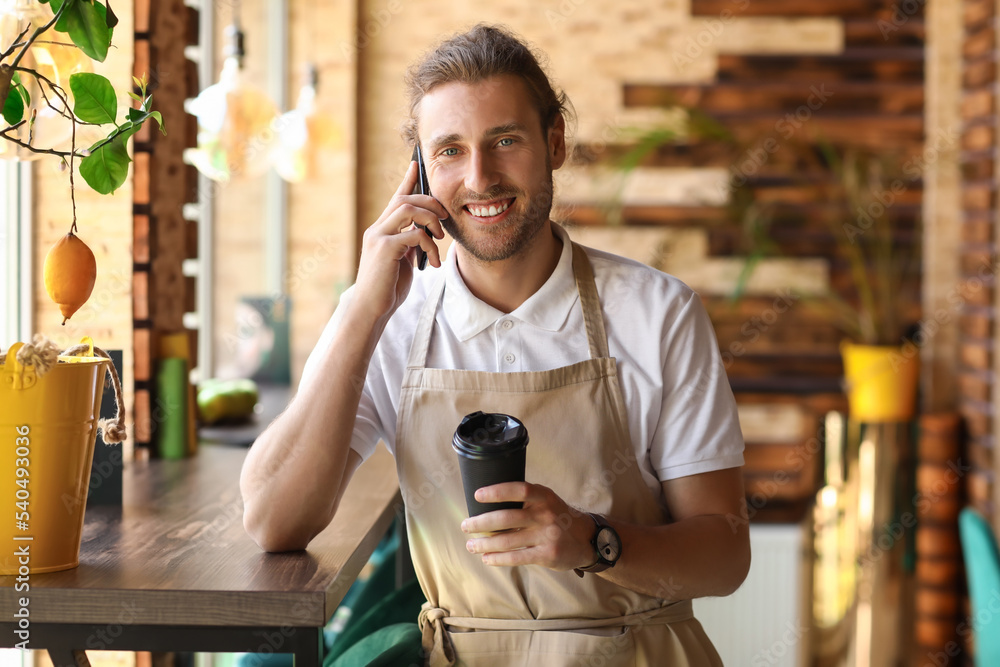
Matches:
[441,224,579,342]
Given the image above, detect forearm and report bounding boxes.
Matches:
[596,513,750,601]
[240,302,386,552]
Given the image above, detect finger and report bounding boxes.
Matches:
[474,482,534,505]
[467,528,533,555]
[461,508,529,534]
[387,203,446,236]
[409,194,450,228]
[394,160,419,199]
[480,546,544,567]
[398,227,442,268]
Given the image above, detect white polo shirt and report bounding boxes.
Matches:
[303,224,744,502]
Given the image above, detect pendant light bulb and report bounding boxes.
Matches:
[185,23,278,182]
[273,64,340,183]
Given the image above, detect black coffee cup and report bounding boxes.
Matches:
[452,411,529,518]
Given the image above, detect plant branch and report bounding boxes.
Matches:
[0,27,31,60]
[10,1,70,71]
[0,121,75,158]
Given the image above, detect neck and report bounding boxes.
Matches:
[455,222,563,313]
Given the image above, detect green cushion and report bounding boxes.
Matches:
[326,623,423,667]
[326,577,426,664]
[959,507,1000,666]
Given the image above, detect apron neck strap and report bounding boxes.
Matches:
[571,243,610,360]
[406,241,609,370]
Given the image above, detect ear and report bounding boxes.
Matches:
[548,113,567,170]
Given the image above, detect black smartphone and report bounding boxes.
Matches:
[411,144,433,270]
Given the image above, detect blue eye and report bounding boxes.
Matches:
[442,147,459,156]
[498,137,514,147]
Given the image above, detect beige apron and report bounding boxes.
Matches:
[395,243,723,666]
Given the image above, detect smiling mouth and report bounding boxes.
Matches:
[464,198,514,219]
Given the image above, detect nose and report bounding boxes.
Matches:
[464,149,500,195]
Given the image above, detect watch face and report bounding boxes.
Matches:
[596,527,621,563]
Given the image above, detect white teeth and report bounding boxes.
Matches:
[468,200,510,218]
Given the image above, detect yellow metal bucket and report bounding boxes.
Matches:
[1,339,109,574]
[842,342,919,423]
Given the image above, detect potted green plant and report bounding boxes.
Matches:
[613,118,920,422]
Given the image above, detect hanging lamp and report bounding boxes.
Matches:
[273,63,341,183]
[185,4,278,182]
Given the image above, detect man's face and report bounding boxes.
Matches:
[417,74,566,263]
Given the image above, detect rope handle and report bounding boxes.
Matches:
[3,335,127,445]
[60,341,127,445]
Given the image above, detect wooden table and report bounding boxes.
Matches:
[0,444,402,667]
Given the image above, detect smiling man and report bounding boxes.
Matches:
[241,24,749,666]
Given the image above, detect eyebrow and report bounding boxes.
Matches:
[426,122,529,154]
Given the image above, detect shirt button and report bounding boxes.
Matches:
[501,319,514,330]
[504,353,516,364]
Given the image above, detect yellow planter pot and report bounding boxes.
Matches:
[841,342,920,423]
[0,340,109,574]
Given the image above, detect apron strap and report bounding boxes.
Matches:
[406,274,447,370]
[419,599,694,666]
[405,240,611,371]
[571,243,610,360]
[419,602,458,666]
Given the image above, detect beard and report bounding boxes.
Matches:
[442,166,555,264]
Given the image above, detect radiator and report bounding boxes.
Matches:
[693,522,811,667]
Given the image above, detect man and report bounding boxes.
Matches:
[241,24,749,666]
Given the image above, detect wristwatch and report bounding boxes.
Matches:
[574,513,622,578]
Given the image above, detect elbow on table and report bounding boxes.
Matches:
[242,500,315,553]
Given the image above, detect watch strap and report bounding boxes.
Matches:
[573,513,615,578]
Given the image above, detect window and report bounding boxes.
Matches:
[0,160,31,345]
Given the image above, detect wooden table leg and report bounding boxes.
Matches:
[292,627,323,667]
[46,649,91,667]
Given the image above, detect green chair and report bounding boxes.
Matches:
[958,507,1000,666]
[327,623,423,667]
[237,522,423,667]
[324,576,425,665]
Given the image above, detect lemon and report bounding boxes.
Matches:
[43,232,97,325]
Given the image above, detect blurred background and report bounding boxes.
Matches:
[1,0,994,665]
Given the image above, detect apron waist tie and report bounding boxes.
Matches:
[419,599,694,666]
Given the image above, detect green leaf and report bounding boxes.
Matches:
[70,72,117,125]
[52,0,73,29]
[61,1,112,62]
[3,84,25,125]
[10,73,30,109]
[104,0,119,29]
[14,82,30,109]
[127,106,144,122]
[80,134,131,194]
[148,110,165,134]
[127,91,142,102]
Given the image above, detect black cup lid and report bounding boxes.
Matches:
[453,411,528,455]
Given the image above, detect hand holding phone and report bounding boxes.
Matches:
[411,145,435,271]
